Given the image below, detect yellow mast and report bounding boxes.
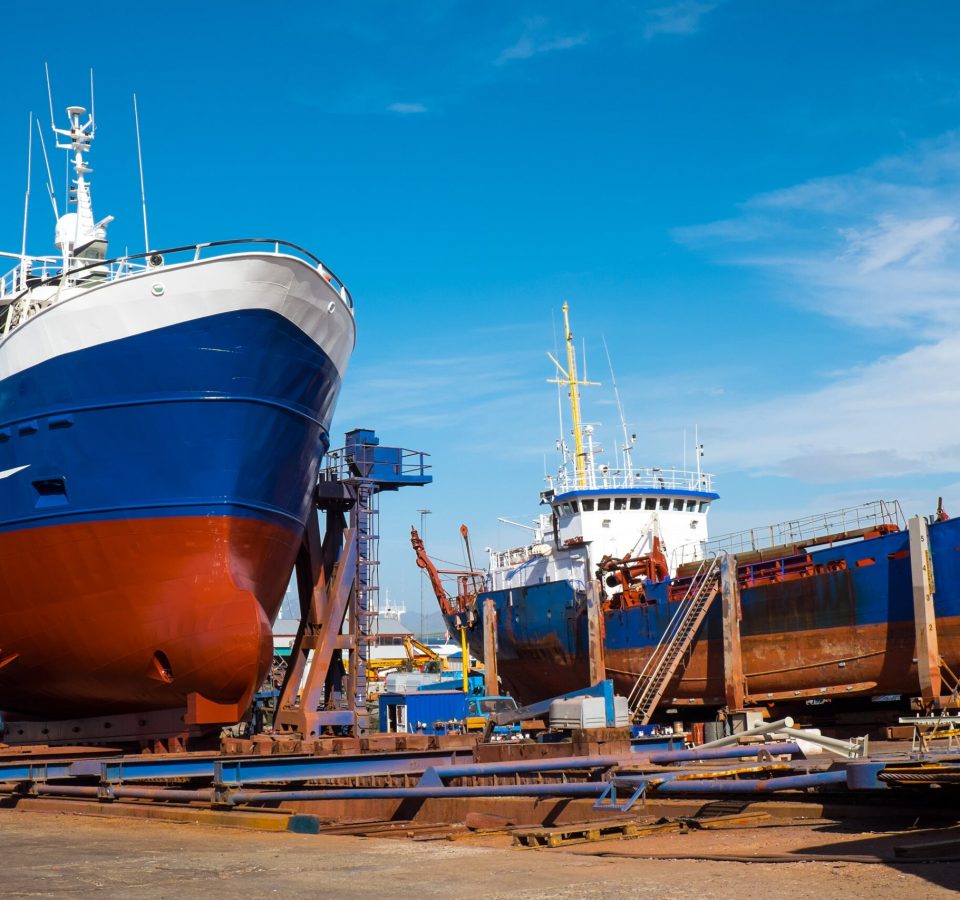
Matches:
[547,302,598,488]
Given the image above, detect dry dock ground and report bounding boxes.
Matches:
[2,808,960,898]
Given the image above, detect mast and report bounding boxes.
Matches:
[563,303,586,486]
[547,302,598,489]
[52,104,111,268]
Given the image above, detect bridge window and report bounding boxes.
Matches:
[614,498,627,510]
[686,500,697,512]
[630,498,643,510]
[699,501,708,513]
[597,499,611,511]
[582,499,595,511]
[645,498,657,510]
[570,501,579,512]
[673,499,684,511]
[659,499,670,510]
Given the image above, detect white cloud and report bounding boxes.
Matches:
[706,333,960,480]
[387,102,428,114]
[676,132,960,336]
[644,1,720,40]
[840,214,956,273]
[495,19,588,65]
[675,132,960,485]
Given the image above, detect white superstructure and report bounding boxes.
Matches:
[488,304,718,594]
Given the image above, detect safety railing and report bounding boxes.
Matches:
[704,499,904,557]
[548,465,714,494]
[0,238,353,327]
[672,500,904,569]
[320,444,431,485]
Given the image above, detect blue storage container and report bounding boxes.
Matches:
[379,690,469,734]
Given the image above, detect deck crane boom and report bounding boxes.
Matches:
[410,526,484,617]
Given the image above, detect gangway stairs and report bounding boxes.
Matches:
[628,555,722,725]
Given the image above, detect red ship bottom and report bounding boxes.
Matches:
[0,515,300,721]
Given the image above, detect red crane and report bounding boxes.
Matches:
[410,525,484,616]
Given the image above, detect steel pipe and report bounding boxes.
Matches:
[648,743,801,765]
[112,786,213,803]
[644,769,847,794]
[698,717,795,749]
[32,783,213,802]
[778,727,866,758]
[33,784,100,798]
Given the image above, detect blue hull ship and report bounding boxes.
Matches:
[441,305,957,720]
[0,101,355,725]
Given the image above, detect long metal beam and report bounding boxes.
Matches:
[0,748,474,786]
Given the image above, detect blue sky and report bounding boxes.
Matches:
[5,2,960,629]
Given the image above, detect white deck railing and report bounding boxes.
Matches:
[0,238,353,313]
[547,465,714,495]
[673,499,904,567]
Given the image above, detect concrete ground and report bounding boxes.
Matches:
[1,808,960,898]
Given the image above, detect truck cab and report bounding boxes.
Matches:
[465,695,521,735]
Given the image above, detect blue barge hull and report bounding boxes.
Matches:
[448,516,960,709]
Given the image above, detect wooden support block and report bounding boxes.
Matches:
[908,515,942,705]
[586,581,606,685]
[483,598,499,696]
[720,553,746,711]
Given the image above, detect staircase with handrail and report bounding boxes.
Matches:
[628,554,722,725]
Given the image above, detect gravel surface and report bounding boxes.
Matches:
[1,808,959,898]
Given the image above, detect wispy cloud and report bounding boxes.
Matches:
[674,132,960,336]
[644,1,720,40]
[840,215,956,273]
[387,102,428,114]
[495,18,588,65]
[336,348,552,457]
[675,131,960,485]
[704,335,960,481]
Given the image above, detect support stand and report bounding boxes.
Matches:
[719,552,746,711]
[586,581,606,686]
[482,598,499,696]
[273,429,431,739]
[908,515,942,707]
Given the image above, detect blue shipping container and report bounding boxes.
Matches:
[379,690,469,735]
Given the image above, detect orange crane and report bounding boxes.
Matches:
[410,524,484,616]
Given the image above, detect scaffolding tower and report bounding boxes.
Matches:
[274,429,431,738]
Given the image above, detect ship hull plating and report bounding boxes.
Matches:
[0,515,298,718]
[0,255,354,721]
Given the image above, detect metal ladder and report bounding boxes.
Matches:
[350,481,380,712]
[628,555,722,725]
